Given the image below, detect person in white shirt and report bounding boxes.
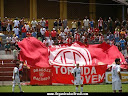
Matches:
[60,31,66,40]
[31,18,37,28]
[40,17,46,28]
[6,35,12,44]
[40,27,46,41]
[83,16,89,32]
[12,26,20,38]
[72,63,83,93]
[11,34,17,46]
[108,58,122,93]
[47,37,54,46]
[43,38,48,47]
[12,62,23,92]
[13,17,20,27]
[64,26,70,34]
[25,22,30,32]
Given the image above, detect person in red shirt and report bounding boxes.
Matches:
[51,28,57,41]
[21,25,27,39]
[45,19,48,29]
[74,32,80,42]
[45,29,50,40]
[26,30,32,37]
[66,36,72,44]
[94,26,99,35]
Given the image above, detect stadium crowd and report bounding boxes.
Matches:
[0,16,128,62]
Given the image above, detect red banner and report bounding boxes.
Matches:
[18,37,49,68]
[30,67,52,85]
[52,65,107,84]
[49,42,127,69]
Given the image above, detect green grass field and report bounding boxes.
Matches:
[0,84,128,92]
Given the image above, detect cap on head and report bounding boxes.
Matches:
[53,28,55,30]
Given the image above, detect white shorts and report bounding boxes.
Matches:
[112,80,122,90]
[74,77,83,85]
[13,78,20,84]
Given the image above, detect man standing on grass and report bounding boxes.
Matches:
[72,63,83,93]
[108,58,122,93]
[12,61,23,92]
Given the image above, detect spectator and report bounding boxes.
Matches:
[15,37,20,50]
[80,26,85,36]
[64,26,70,34]
[0,36,2,47]
[103,18,108,33]
[108,17,113,33]
[36,21,41,38]
[26,30,32,37]
[54,19,58,31]
[12,26,20,38]
[83,16,89,32]
[13,46,18,60]
[89,19,95,31]
[109,32,114,41]
[13,17,20,28]
[120,27,126,38]
[63,19,67,30]
[58,18,62,30]
[40,17,46,28]
[25,22,30,32]
[5,41,11,54]
[31,27,37,38]
[57,27,61,36]
[77,18,81,30]
[74,32,80,42]
[43,38,48,47]
[0,17,2,31]
[119,37,126,56]
[60,30,66,40]
[122,19,127,28]
[19,17,25,34]
[27,18,31,27]
[94,25,99,35]
[6,18,13,35]
[57,35,64,45]
[31,18,37,29]
[40,27,46,41]
[2,20,7,34]
[6,34,12,44]
[51,28,57,42]
[115,18,120,28]
[45,19,48,29]
[66,35,72,44]
[11,34,17,48]
[71,20,77,36]
[98,17,103,32]
[21,25,27,39]
[47,37,54,46]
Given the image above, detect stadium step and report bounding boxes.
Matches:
[0,63,16,67]
[0,67,14,71]
[0,76,12,81]
[0,59,14,63]
[0,72,13,76]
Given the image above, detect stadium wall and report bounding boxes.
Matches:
[0,0,128,30]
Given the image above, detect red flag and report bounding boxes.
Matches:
[49,42,127,69]
[18,37,49,67]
